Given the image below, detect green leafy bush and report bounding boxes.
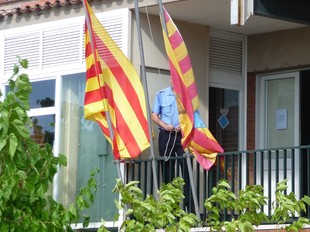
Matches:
[205,180,268,231]
[271,179,310,231]
[98,177,310,232]
[0,57,97,231]
[205,179,310,232]
[112,177,198,232]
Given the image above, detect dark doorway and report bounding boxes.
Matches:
[300,70,310,198]
[208,87,240,189]
[209,87,239,152]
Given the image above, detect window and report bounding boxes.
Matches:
[5,79,56,146]
[59,73,118,222]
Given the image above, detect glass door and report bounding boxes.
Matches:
[258,72,300,203]
[263,76,298,148]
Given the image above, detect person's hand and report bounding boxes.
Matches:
[174,126,181,132]
[164,124,174,132]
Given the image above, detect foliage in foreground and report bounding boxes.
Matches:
[104,177,310,232]
[107,177,199,232]
[205,179,310,232]
[0,57,97,231]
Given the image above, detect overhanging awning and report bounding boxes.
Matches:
[254,0,310,25]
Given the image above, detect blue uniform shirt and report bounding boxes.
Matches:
[152,87,180,128]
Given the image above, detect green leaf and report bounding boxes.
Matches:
[0,136,7,152]
[27,183,36,195]
[68,205,78,218]
[83,215,90,228]
[298,217,310,224]
[98,227,104,232]
[181,215,197,225]
[302,195,310,206]
[16,92,31,110]
[12,119,29,138]
[58,154,67,166]
[16,170,27,180]
[287,225,298,232]
[20,59,29,68]
[16,74,30,90]
[126,208,134,216]
[8,133,18,156]
[205,201,212,209]
[243,221,254,231]
[13,106,26,119]
[84,188,94,203]
[115,199,122,210]
[13,64,19,75]
[217,180,231,189]
[77,195,86,209]
[276,180,288,191]
[30,220,40,231]
[37,185,45,197]
[162,194,176,203]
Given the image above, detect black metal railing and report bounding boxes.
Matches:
[123,145,310,224]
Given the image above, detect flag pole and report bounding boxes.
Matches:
[82,0,123,183]
[133,0,159,199]
[157,0,201,220]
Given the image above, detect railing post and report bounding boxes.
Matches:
[185,150,201,221]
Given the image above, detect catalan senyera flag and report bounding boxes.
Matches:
[162,7,224,170]
[83,0,150,160]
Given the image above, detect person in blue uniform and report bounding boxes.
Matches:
[151,85,192,211]
[151,86,183,180]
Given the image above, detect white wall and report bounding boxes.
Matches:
[248,26,310,73]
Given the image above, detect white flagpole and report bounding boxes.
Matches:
[157,0,201,220]
[82,0,123,183]
[133,0,159,199]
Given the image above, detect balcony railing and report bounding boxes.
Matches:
[123,145,310,224]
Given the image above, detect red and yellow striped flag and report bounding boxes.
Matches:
[83,0,150,159]
[162,7,224,170]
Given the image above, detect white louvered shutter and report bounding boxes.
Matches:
[4,32,41,73]
[209,30,245,85]
[42,25,81,68]
[1,8,130,77]
[210,37,243,75]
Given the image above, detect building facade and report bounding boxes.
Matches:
[0,0,310,230]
